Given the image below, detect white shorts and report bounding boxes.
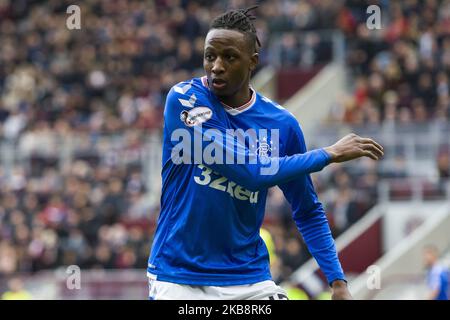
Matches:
[148,277,288,300]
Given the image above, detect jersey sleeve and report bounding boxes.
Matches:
[164,81,332,192]
[278,120,346,285]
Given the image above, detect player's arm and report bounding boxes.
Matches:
[427,288,440,300]
[165,84,331,190]
[165,84,383,191]
[278,122,352,300]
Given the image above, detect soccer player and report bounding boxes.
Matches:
[423,245,449,300]
[147,6,384,300]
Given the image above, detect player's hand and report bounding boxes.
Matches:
[331,280,353,300]
[324,133,384,163]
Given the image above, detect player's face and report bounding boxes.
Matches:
[423,249,436,267]
[204,29,258,100]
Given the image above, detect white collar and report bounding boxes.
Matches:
[201,76,256,116]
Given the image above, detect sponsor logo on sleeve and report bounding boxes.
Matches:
[180,107,212,127]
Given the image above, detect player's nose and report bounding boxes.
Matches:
[211,57,225,74]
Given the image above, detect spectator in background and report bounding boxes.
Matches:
[279,33,300,67]
[423,245,449,300]
[279,237,309,278]
[437,147,450,180]
[436,146,450,197]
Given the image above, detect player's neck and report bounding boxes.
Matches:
[218,86,252,109]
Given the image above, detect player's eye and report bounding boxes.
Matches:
[205,54,215,61]
[225,54,236,61]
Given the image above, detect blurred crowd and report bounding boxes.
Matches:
[326,0,450,227]
[1,0,449,299]
[332,0,450,126]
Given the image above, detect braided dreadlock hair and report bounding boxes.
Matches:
[210,5,261,53]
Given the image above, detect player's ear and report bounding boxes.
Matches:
[249,53,259,72]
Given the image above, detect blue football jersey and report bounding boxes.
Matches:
[427,264,449,300]
[147,76,345,286]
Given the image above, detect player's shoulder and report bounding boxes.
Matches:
[169,77,209,97]
[256,92,302,132]
[433,264,449,274]
[166,76,211,109]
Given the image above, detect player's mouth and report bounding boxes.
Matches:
[211,78,227,90]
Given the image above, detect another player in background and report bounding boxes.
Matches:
[147,6,384,300]
[1,278,32,300]
[423,245,449,300]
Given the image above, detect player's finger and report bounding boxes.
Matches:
[370,144,384,158]
[363,150,378,160]
[363,144,384,158]
[359,138,384,152]
[362,142,384,158]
